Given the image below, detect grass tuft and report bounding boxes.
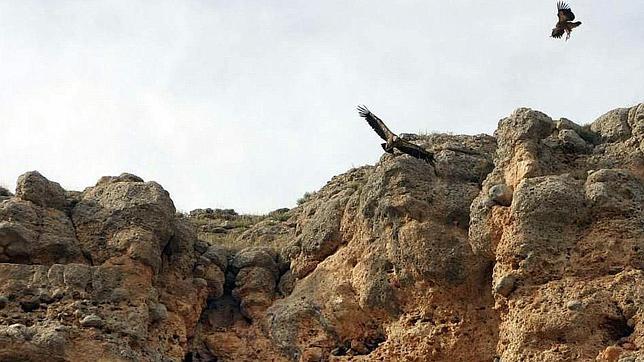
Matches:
[297,191,316,205]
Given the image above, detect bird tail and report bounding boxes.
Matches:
[571,21,581,28]
[381,143,394,153]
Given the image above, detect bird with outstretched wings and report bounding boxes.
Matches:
[357,105,435,166]
[551,2,582,40]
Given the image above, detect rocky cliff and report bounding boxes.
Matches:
[1,104,642,362]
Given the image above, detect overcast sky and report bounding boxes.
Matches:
[1,1,643,213]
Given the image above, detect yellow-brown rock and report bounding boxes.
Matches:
[1,104,642,361]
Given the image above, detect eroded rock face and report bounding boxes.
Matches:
[270,134,498,361]
[0,199,84,265]
[469,103,644,362]
[1,103,642,362]
[71,178,176,271]
[0,173,220,361]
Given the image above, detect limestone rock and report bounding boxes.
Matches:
[233,266,276,320]
[558,128,590,152]
[235,218,295,252]
[1,104,643,362]
[0,173,208,361]
[566,300,583,311]
[469,104,644,362]
[194,261,225,299]
[489,183,513,206]
[0,199,84,264]
[493,274,516,297]
[591,107,632,142]
[71,177,176,270]
[585,169,643,216]
[79,314,103,328]
[149,302,168,322]
[232,247,279,276]
[201,244,229,271]
[96,172,144,185]
[277,270,295,296]
[62,263,92,290]
[15,171,66,210]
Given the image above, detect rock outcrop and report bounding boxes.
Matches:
[1,104,642,361]
[469,105,644,362]
[0,172,221,361]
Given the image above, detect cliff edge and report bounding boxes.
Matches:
[1,104,642,361]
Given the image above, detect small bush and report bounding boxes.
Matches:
[268,208,291,222]
[0,185,12,197]
[297,191,315,205]
[274,213,290,222]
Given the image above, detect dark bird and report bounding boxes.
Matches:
[357,105,435,166]
[551,2,582,40]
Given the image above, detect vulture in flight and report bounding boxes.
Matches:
[357,105,435,166]
[551,2,582,40]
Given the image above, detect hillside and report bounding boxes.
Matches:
[1,104,643,361]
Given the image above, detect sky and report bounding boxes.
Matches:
[1,1,643,213]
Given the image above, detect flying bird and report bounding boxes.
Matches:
[357,105,435,166]
[551,2,582,40]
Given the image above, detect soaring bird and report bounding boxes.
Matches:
[551,2,582,40]
[357,105,435,166]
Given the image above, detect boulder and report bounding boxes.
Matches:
[79,314,104,328]
[201,244,229,271]
[558,129,590,152]
[489,183,513,206]
[232,247,279,277]
[0,199,84,264]
[233,266,276,320]
[591,108,632,142]
[71,177,176,269]
[15,171,66,210]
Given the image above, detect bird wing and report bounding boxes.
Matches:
[357,105,396,142]
[396,139,435,164]
[556,1,575,22]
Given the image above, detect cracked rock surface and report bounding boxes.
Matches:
[1,104,643,361]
